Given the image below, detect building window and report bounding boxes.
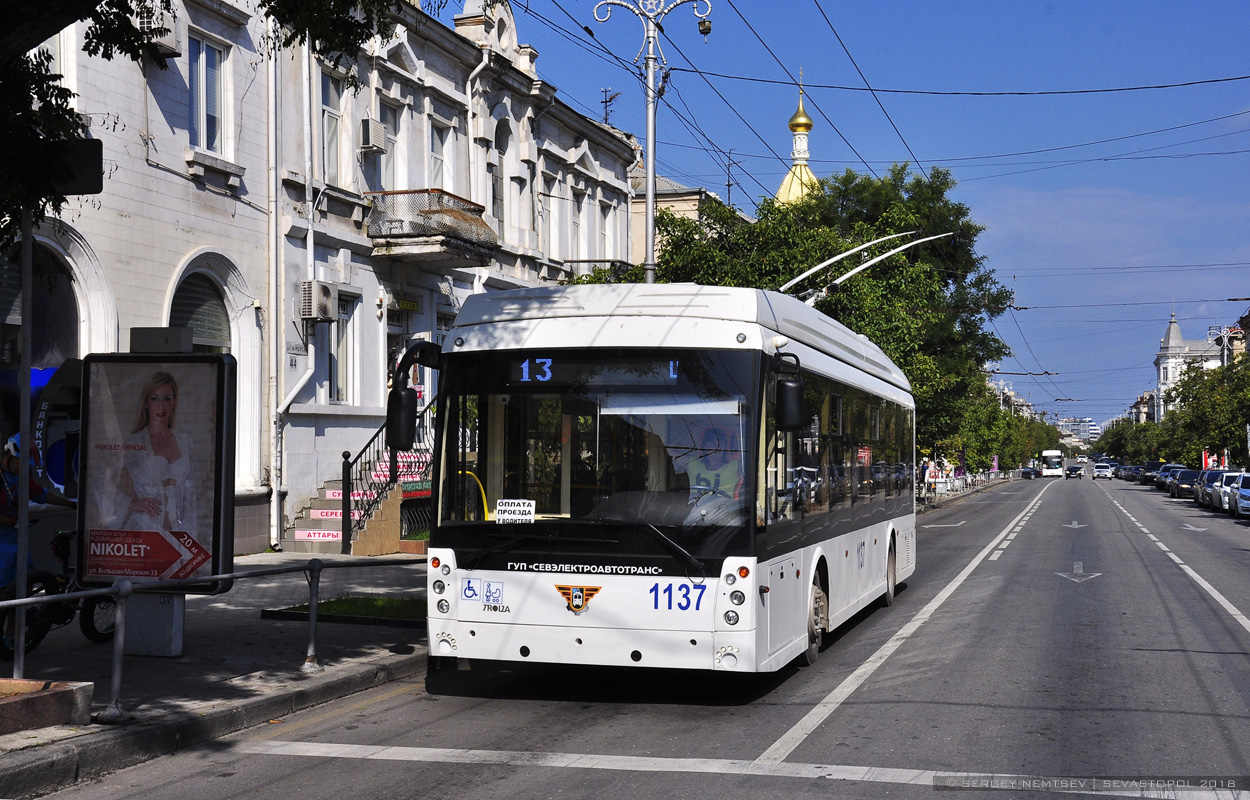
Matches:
[170,273,231,353]
[430,125,448,190]
[321,72,343,186]
[380,102,399,190]
[329,294,357,403]
[600,204,611,259]
[189,35,224,153]
[571,191,585,259]
[1162,366,1168,382]
[541,178,555,257]
[490,123,509,228]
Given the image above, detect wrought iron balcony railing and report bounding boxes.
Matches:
[366,189,497,248]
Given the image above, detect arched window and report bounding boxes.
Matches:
[0,244,79,370]
[491,122,510,227]
[170,273,231,353]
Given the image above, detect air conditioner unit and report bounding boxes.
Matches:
[136,9,182,58]
[360,119,387,154]
[299,280,339,322]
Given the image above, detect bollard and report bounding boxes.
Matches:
[96,580,134,724]
[301,559,325,674]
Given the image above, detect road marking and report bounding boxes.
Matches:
[235,741,1246,799]
[1101,486,1250,638]
[921,520,966,529]
[988,551,1003,561]
[753,481,1057,766]
[1056,561,1102,583]
[1181,524,1207,532]
[1062,521,1088,529]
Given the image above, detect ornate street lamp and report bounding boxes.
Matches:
[594,0,711,284]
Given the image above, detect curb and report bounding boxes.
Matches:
[0,651,426,799]
[917,478,1016,515]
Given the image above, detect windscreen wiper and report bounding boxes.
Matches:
[646,524,706,580]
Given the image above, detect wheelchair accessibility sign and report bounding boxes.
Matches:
[462,578,507,610]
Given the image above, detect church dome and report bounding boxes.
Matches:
[788,92,813,133]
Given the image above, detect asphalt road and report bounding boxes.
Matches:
[44,477,1250,800]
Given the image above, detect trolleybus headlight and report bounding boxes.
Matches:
[724,610,739,625]
[437,599,450,614]
[441,564,451,576]
[433,580,445,595]
[730,590,745,605]
[724,573,736,585]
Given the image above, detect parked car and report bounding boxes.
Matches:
[1155,464,1187,491]
[1168,469,1200,498]
[1092,463,1113,479]
[1216,472,1243,512]
[1020,466,1041,480]
[1235,474,1250,518]
[1196,470,1226,508]
[1140,460,1168,485]
[1065,465,1084,479]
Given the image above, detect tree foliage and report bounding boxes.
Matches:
[1096,355,1250,468]
[582,164,1038,463]
[0,0,452,249]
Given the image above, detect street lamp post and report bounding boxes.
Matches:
[594,0,711,284]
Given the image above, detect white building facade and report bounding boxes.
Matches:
[10,0,636,553]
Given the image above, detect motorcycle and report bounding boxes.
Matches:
[0,530,116,659]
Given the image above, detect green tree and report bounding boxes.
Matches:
[1,0,451,250]
[1164,354,1250,466]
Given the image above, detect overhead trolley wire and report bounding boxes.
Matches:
[665,68,1250,96]
[811,0,925,174]
[719,0,878,178]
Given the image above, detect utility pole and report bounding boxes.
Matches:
[725,149,739,207]
[595,0,712,284]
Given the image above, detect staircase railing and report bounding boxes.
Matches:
[340,406,434,554]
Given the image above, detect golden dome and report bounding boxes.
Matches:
[788,91,813,133]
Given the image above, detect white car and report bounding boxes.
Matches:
[1092,463,1112,479]
[1077,455,1088,463]
[1233,474,1250,519]
[1216,472,1243,512]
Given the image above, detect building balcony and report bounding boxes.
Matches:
[366,189,498,270]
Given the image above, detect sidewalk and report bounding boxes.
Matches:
[0,552,429,799]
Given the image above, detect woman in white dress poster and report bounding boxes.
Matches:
[119,372,197,539]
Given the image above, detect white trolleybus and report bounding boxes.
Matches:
[390,284,916,673]
[1040,449,1064,477]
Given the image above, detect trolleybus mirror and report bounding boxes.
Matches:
[776,377,804,431]
[385,386,420,450]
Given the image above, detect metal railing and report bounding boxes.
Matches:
[365,189,496,247]
[340,408,435,553]
[0,556,425,723]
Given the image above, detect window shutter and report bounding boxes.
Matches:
[170,273,231,352]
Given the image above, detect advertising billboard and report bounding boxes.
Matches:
[77,354,235,591]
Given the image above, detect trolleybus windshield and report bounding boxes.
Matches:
[436,349,760,568]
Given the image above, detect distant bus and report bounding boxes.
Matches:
[1040,449,1064,477]
[398,284,916,673]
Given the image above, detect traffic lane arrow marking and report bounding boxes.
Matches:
[1062,521,1087,529]
[1057,560,1102,583]
[921,520,966,529]
[1181,523,1208,532]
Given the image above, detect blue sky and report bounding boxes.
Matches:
[436,1,1250,426]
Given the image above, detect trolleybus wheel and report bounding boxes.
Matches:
[802,581,826,666]
[881,542,897,608]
